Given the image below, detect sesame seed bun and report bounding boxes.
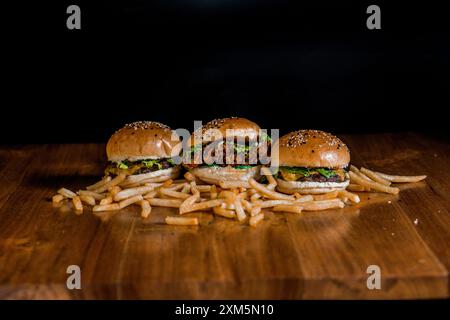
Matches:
[189,117,261,146]
[106,121,181,163]
[273,130,350,194]
[275,130,350,168]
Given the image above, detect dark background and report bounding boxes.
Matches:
[3,1,449,143]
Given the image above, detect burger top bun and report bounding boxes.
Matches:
[106,121,181,163]
[190,117,261,145]
[275,130,350,168]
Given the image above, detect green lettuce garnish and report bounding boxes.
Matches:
[316,168,337,178]
[234,165,253,170]
[117,162,129,170]
[167,158,176,166]
[204,163,220,167]
[142,159,162,170]
[282,167,311,177]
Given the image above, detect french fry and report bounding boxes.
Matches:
[78,190,106,200]
[250,193,262,202]
[190,181,200,196]
[350,165,374,183]
[139,200,151,218]
[237,192,248,200]
[249,213,264,227]
[180,199,225,214]
[95,174,126,193]
[159,188,191,199]
[255,199,296,208]
[372,171,427,183]
[92,203,120,212]
[108,185,122,197]
[165,216,198,226]
[161,179,173,188]
[294,195,314,202]
[250,205,261,217]
[181,184,191,194]
[148,198,183,208]
[58,188,77,198]
[179,193,199,213]
[361,167,391,186]
[100,196,113,205]
[241,199,253,213]
[349,172,399,195]
[52,194,64,204]
[196,185,212,192]
[213,206,235,218]
[114,185,158,202]
[313,190,339,201]
[273,205,303,214]
[346,184,367,192]
[249,179,295,201]
[338,190,360,203]
[86,176,112,191]
[79,195,96,206]
[167,183,186,191]
[234,199,247,222]
[143,190,158,199]
[260,167,277,190]
[119,195,143,209]
[218,190,236,200]
[210,185,218,199]
[184,172,196,182]
[219,181,249,189]
[302,199,345,211]
[72,196,83,212]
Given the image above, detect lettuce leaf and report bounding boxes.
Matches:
[234,165,253,170]
[316,168,337,178]
[142,159,162,170]
[282,167,311,177]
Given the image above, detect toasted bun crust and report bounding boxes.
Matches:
[276,178,350,194]
[107,121,181,163]
[274,130,350,168]
[190,117,261,146]
[190,165,260,187]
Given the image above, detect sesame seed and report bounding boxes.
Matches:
[117,121,171,133]
[280,130,348,151]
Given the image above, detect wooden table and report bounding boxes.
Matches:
[0,133,449,299]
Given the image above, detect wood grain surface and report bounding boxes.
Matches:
[0,133,449,299]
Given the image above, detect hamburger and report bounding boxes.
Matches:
[105,121,181,183]
[183,117,270,187]
[274,130,350,194]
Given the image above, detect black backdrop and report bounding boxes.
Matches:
[3,1,450,143]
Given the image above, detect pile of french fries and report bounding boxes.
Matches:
[52,166,426,227]
[347,165,427,194]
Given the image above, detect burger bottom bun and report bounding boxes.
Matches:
[276,178,350,194]
[190,165,260,188]
[125,166,180,184]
